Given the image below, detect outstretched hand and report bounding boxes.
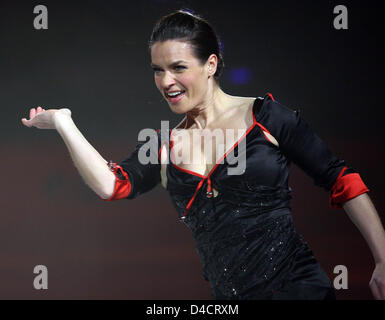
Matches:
[21,106,72,129]
[370,262,385,299]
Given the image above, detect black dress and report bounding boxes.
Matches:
[103,93,369,300]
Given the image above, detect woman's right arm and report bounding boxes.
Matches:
[22,107,115,199]
[53,112,116,199]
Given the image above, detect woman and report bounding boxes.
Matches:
[21,10,385,300]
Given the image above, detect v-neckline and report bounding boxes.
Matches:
[169,98,258,179]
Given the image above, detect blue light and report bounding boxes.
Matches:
[228,67,253,85]
[219,38,225,54]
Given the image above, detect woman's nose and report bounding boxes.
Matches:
[160,71,176,88]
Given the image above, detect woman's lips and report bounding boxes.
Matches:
[166,91,185,104]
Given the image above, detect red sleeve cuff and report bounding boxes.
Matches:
[99,162,132,201]
[329,171,369,209]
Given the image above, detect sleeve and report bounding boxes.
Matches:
[255,93,369,209]
[100,129,162,201]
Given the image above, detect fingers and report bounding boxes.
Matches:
[29,108,36,119]
[23,106,48,128]
[21,117,31,127]
[24,106,40,127]
[28,106,45,119]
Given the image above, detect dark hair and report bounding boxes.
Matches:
[149,9,224,82]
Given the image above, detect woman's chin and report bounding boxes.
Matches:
[169,106,187,115]
[167,102,189,114]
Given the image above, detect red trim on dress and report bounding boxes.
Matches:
[254,93,275,145]
[266,92,275,101]
[170,109,258,218]
[99,162,132,201]
[255,121,278,145]
[156,129,162,161]
[254,122,272,135]
[329,168,369,209]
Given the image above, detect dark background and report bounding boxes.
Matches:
[0,0,384,299]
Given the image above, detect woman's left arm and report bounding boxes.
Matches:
[342,193,385,300]
[257,94,385,299]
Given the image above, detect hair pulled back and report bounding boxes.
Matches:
[149,10,224,81]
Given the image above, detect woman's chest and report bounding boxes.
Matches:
[170,127,250,176]
[160,127,287,190]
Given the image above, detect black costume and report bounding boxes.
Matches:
[102,93,369,300]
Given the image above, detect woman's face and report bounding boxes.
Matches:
[150,40,214,114]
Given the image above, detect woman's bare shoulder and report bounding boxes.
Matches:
[227,95,258,117]
[227,94,256,105]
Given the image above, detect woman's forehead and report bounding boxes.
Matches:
[151,40,195,64]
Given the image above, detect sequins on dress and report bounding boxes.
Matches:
[101,93,369,300]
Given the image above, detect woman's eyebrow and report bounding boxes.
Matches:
[151,60,187,68]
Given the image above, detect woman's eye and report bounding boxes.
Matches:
[152,66,185,73]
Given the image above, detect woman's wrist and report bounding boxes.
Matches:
[53,110,73,131]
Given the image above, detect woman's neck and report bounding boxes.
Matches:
[185,86,232,130]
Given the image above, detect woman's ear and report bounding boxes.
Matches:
[207,54,218,77]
